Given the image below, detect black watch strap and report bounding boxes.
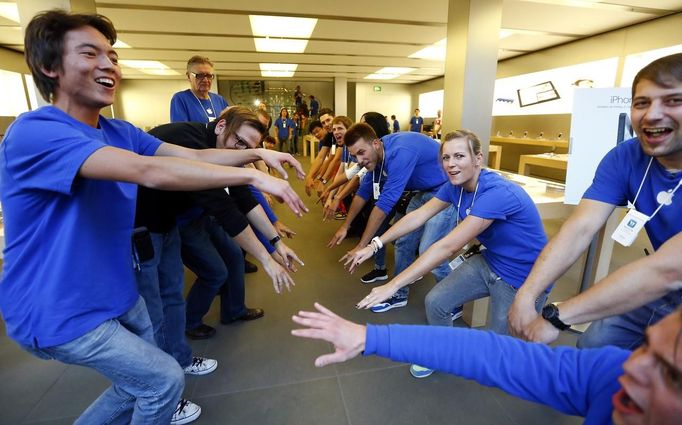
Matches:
[269,235,281,246]
[541,304,570,331]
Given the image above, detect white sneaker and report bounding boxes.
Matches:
[171,399,201,425]
[184,356,218,376]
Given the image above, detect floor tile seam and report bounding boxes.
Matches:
[20,365,70,424]
[334,374,353,425]
[189,374,342,400]
[486,386,521,425]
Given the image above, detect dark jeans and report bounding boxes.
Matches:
[179,215,247,328]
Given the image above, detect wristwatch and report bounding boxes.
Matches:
[269,235,281,246]
[541,304,570,331]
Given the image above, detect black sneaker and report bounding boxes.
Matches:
[361,268,388,284]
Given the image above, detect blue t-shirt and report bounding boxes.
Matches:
[435,170,547,287]
[583,138,682,250]
[365,324,625,425]
[310,99,319,116]
[392,120,400,133]
[274,117,295,140]
[357,132,446,214]
[409,116,423,132]
[170,89,229,123]
[0,106,162,348]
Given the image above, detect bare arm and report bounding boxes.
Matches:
[80,146,307,216]
[508,199,616,337]
[327,194,368,247]
[356,215,492,309]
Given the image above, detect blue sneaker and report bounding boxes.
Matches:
[410,364,434,378]
[451,305,464,321]
[370,295,408,313]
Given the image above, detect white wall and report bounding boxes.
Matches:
[114,79,188,129]
[355,82,411,130]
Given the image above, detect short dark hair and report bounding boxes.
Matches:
[24,9,117,102]
[344,123,378,148]
[391,115,396,120]
[217,106,266,138]
[318,108,334,118]
[632,53,682,98]
[360,112,390,138]
[308,120,323,132]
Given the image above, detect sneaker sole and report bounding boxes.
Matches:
[451,310,464,321]
[410,368,434,379]
[185,362,218,376]
[361,274,389,284]
[370,300,407,313]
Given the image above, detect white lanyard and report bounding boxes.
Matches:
[456,180,479,225]
[372,148,385,200]
[629,156,682,220]
[192,92,216,122]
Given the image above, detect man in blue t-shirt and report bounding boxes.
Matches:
[292,303,682,425]
[329,124,457,311]
[409,109,423,133]
[170,55,229,123]
[309,95,320,117]
[509,53,682,350]
[0,11,307,425]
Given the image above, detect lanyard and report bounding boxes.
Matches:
[456,180,479,225]
[372,147,385,186]
[192,92,216,122]
[630,156,682,220]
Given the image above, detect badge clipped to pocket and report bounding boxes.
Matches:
[612,209,649,247]
[373,182,380,200]
[331,145,337,155]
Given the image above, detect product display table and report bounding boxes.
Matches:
[303,135,319,162]
[488,145,502,169]
[490,136,569,149]
[518,153,569,176]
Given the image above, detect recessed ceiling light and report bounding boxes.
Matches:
[409,38,447,61]
[364,67,414,80]
[113,39,131,49]
[249,15,317,38]
[260,63,298,78]
[0,2,19,23]
[118,60,180,75]
[364,73,400,80]
[254,37,308,53]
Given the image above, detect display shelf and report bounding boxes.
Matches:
[490,136,568,150]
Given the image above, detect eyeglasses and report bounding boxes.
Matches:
[233,133,251,150]
[190,72,215,81]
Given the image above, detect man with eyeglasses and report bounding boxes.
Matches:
[170,55,229,123]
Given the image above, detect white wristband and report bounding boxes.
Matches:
[371,236,383,250]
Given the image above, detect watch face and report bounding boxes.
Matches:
[542,304,557,320]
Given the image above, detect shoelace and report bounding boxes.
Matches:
[191,357,204,368]
[175,399,189,415]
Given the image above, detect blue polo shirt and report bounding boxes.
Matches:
[357,132,446,215]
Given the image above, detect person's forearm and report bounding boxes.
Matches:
[358,208,387,247]
[245,205,279,241]
[308,147,329,180]
[333,178,359,201]
[517,216,602,300]
[318,157,332,180]
[558,235,682,325]
[156,143,261,167]
[376,201,437,246]
[231,225,272,263]
[341,195,368,230]
[322,151,342,181]
[254,159,269,174]
[327,166,350,192]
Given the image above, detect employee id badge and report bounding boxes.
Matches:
[373,182,381,200]
[448,254,465,270]
[611,209,649,247]
[331,145,337,155]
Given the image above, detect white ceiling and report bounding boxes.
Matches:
[0,0,680,84]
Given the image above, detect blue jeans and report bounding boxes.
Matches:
[394,191,457,298]
[179,215,247,327]
[425,254,547,334]
[23,297,184,425]
[577,289,682,349]
[135,227,193,368]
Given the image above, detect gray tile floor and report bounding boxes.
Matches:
[0,172,650,424]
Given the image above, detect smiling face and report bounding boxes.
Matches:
[188,62,214,99]
[46,25,120,123]
[613,310,682,425]
[332,122,348,145]
[441,137,482,191]
[215,121,261,150]
[631,79,682,170]
[348,137,380,171]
